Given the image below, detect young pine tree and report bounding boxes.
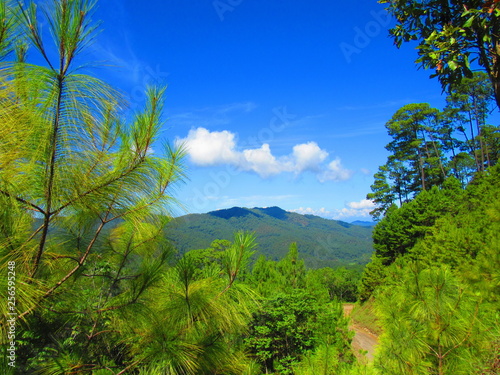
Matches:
[376,264,493,375]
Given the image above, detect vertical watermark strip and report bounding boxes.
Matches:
[6,261,16,368]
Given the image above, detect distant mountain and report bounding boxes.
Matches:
[165,207,374,268]
[350,220,376,227]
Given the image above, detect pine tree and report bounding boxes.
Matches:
[0,0,186,372]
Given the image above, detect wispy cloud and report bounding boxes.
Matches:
[168,102,257,128]
[335,99,413,112]
[291,199,375,221]
[326,124,386,139]
[90,27,170,103]
[176,127,353,182]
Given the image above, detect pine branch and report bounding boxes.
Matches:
[19,213,108,320]
[30,74,65,278]
[51,158,146,216]
[115,360,141,375]
[0,188,45,213]
[441,301,480,359]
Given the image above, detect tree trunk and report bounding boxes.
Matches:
[492,32,500,111]
[493,71,500,111]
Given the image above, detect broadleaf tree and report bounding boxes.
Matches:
[379,0,500,109]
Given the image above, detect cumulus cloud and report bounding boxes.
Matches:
[242,144,283,177]
[334,199,375,220]
[291,207,333,217]
[292,142,328,173]
[176,127,353,181]
[347,199,375,210]
[177,127,240,166]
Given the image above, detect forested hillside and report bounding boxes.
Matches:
[359,166,500,374]
[165,207,374,268]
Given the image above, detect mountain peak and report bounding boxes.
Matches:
[208,207,260,220]
[208,206,291,221]
[253,206,288,220]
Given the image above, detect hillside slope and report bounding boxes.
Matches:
[165,207,374,268]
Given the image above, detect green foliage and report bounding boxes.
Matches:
[277,242,307,291]
[6,0,500,373]
[363,4,500,373]
[244,243,358,374]
[375,264,497,375]
[444,73,497,173]
[386,103,446,193]
[0,0,202,372]
[307,267,361,302]
[401,165,500,269]
[182,239,231,279]
[362,166,499,300]
[245,290,353,374]
[292,300,354,374]
[248,242,308,298]
[357,254,387,302]
[371,179,462,265]
[248,254,280,297]
[367,165,395,219]
[222,231,257,288]
[349,299,382,337]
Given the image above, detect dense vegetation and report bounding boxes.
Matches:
[0,0,499,374]
[357,1,500,371]
[360,165,500,373]
[165,206,374,268]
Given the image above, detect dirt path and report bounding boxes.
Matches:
[343,304,379,362]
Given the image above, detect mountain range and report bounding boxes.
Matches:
[165,206,374,268]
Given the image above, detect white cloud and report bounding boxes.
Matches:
[319,158,353,182]
[290,207,333,217]
[333,199,375,220]
[290,199,375,221]
[177,127,353,181]
[242,144,284,177]
[177,127,240,166]
[292,142,329,173]
[347,199,375,210]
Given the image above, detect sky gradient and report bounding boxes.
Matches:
[84,0,458,221]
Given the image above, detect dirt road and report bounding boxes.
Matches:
[343,304,379,362]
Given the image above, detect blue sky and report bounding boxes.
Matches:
[86,0,452,221]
